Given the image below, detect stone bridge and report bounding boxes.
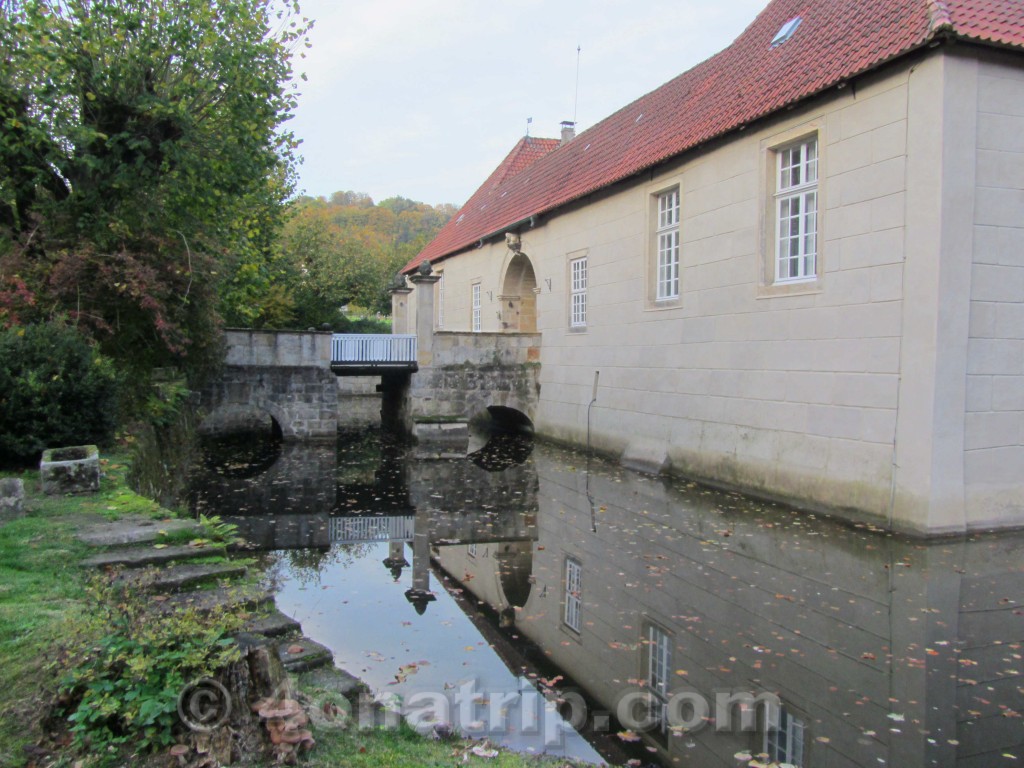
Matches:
[199,330,339,440]
[200,325,541,449]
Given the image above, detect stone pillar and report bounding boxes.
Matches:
[390,276,414,335]
[408,266,441,368]
[404,505,436,614]
[382,540,410,582]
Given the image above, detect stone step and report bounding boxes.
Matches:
[279,637,334,673]
[155,584,272,615]
[113,562,248,593]
[80,543,227,569]
[246,609,302,638]
[76,517,203,547]
[297,666,366,698]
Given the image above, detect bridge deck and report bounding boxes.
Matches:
[331,333,417,375]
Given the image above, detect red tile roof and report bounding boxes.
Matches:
[406,0,1024,272]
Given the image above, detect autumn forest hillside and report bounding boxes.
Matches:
[274,192,457,329]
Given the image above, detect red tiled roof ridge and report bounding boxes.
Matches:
[928,0,954,31]
[405,0,1024,273]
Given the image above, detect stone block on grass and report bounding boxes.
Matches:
[40,444,100,495]
[0,477,25,524]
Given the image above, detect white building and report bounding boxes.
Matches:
[402,0,1024,535]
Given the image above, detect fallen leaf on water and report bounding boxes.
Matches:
[617,730,641,742]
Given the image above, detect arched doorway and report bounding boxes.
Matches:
[500,252,538,332]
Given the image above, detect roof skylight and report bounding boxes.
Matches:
[771,17,802,47]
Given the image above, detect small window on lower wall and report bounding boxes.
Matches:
[764,701,806,766]
[760,125,823,297]
[564,557,582,632]
[648,185,682,307]
[774,136,818,283]
[644,622,672,736]
[570,255,587,328]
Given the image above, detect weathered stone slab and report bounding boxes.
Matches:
[0,477,25,524]
[156,584,272,614]
[80,543,226,568]
[40,445,100,495]
[76,516,202,546]
[620,439,670,475]
[278,636,333,673]
[298,666,367,698]
[246,609,302,638]
[113,562,247,593]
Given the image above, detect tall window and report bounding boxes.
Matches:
[775,137,818,282]
[570,256,587,328]
[471,283,481,332]
[436,272,445,329]
[646,624,672,732]
[656,188,680,300]
[564,558,582,632]
[765,702,805,766]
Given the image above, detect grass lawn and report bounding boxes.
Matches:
[0,456,164,765]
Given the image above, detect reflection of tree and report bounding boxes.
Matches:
[280,543,376,586]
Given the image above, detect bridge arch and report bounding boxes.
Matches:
[499,252,538,333]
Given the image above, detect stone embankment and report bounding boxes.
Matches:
[74,513,367,765]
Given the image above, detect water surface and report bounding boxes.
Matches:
[191,430,1024,767]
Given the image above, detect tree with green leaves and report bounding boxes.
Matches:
[277,192,456,326]
[0,0,310,377]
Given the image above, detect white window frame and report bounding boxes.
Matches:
[570,256,587,328]
[656,188,680,301]
[774,136,818,283]
[764,701,806,766]
[646,624,672,733]
[436,272,444,329]
[471,282,481,332]
[564,558,582,633]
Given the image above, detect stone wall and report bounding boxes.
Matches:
[409,331,541,428]
[336,376,382,429]
[223,329,331,367]
[200,366,338,440]
[409,362,541,427]
[964,52,1024,528]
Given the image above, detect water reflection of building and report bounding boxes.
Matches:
[434,450,1024,768]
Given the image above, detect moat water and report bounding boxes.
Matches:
[190,429,1024,767]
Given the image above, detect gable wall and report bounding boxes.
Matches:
[965,52,1024,527]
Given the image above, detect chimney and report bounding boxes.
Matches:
[560,120,576,145]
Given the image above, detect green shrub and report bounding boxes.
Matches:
[56,577,243,759]
[0,322,120,464]
[334,314,391,334]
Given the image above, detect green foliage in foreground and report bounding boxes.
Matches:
[0,321,119,464]
[57,579,243,757]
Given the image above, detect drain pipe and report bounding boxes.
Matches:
[586,371,600,533]
[586,370,599,456]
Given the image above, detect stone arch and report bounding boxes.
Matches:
[499,252,538,332]
[199,402,284,438]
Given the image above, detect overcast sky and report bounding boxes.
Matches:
[288,0,770,207]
